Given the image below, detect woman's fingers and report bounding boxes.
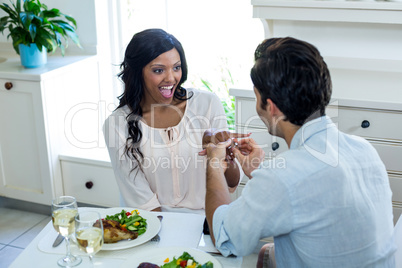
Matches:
[198,149,207,156]
[211,131,251,143]
[219,138,233,148]
[228,132,252,139]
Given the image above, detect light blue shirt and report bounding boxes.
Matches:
[213,116,396,267]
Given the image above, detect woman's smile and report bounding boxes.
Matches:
[159,84,175,98]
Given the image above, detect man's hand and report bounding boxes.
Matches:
[205,139,232,172]
[232,138,265,178]
[199,129,251,160]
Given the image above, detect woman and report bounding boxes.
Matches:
[103,29,246,213]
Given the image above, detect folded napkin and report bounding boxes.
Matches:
[37,225,71,255]
[155,212,205,248]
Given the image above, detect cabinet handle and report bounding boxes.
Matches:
[85,181,94,189]
[361,120,370,129]
[5,82,13,90]
[272,142,280,151]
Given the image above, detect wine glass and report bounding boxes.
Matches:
[75,211,104,267]
[51,196,82,267]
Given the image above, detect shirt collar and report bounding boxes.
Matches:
[290,116,336,149]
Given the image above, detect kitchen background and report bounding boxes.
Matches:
[0,0,402,267]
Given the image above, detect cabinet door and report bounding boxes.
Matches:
[0,79,53,204]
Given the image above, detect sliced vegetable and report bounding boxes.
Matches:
[104,209,147,236]
[179,260,187,267]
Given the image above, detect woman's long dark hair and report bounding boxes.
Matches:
[116,29,190,172]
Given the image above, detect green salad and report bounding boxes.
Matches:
[161,252,213,268]
[105,209,147,235]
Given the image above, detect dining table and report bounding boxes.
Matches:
[9,207,258,268]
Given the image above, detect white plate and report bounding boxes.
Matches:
[121,246,222,268]
[99,207,161,251]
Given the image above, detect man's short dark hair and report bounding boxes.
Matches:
[250,37,332,126]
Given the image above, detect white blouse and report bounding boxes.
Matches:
[103,88,229,213]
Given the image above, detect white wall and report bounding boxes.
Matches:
[0,0,98,55]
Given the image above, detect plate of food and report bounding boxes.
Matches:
[121,246,222,268]
[98,207,161,251]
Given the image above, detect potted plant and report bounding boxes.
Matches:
[0,0,81,68]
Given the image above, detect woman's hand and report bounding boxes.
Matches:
[199,129,251,160]
[232,138,265,178]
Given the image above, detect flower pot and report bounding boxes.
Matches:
[19,43,47,68]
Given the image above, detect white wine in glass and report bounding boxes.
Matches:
[51,196,82,267]
[75,211,104,266]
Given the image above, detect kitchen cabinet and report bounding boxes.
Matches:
[0,78,52,204]
[232,0,402,223]
[0,55,100,205]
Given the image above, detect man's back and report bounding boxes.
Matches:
[212,116,396,267]
[274,116,396,267]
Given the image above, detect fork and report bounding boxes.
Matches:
[151,215,163,242]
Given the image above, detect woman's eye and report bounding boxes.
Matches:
[174,66,181,71]
[153,69,163,74]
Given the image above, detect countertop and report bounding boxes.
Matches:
[0,52,97,81]
[229,88,402,111]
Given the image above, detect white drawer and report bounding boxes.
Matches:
[327,106,402,142]
[371,141,402,174]
[237,99,402,142]
[237,126,288,156]
[235,98,265,127]
[61,160,119,207]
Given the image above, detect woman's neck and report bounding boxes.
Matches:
[140,99,187,129]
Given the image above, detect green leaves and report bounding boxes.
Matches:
[0,0,80,55]
[200,77,236,131]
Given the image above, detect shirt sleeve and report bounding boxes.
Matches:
[213,166,293,257]
[103,111,161,210]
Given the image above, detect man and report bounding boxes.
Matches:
[204,37,396,267]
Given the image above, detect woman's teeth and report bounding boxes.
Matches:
[160,85,174,90]
[160,85,174,98]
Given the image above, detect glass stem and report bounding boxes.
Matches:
[65,236,72,258]
[89,255,94,267]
